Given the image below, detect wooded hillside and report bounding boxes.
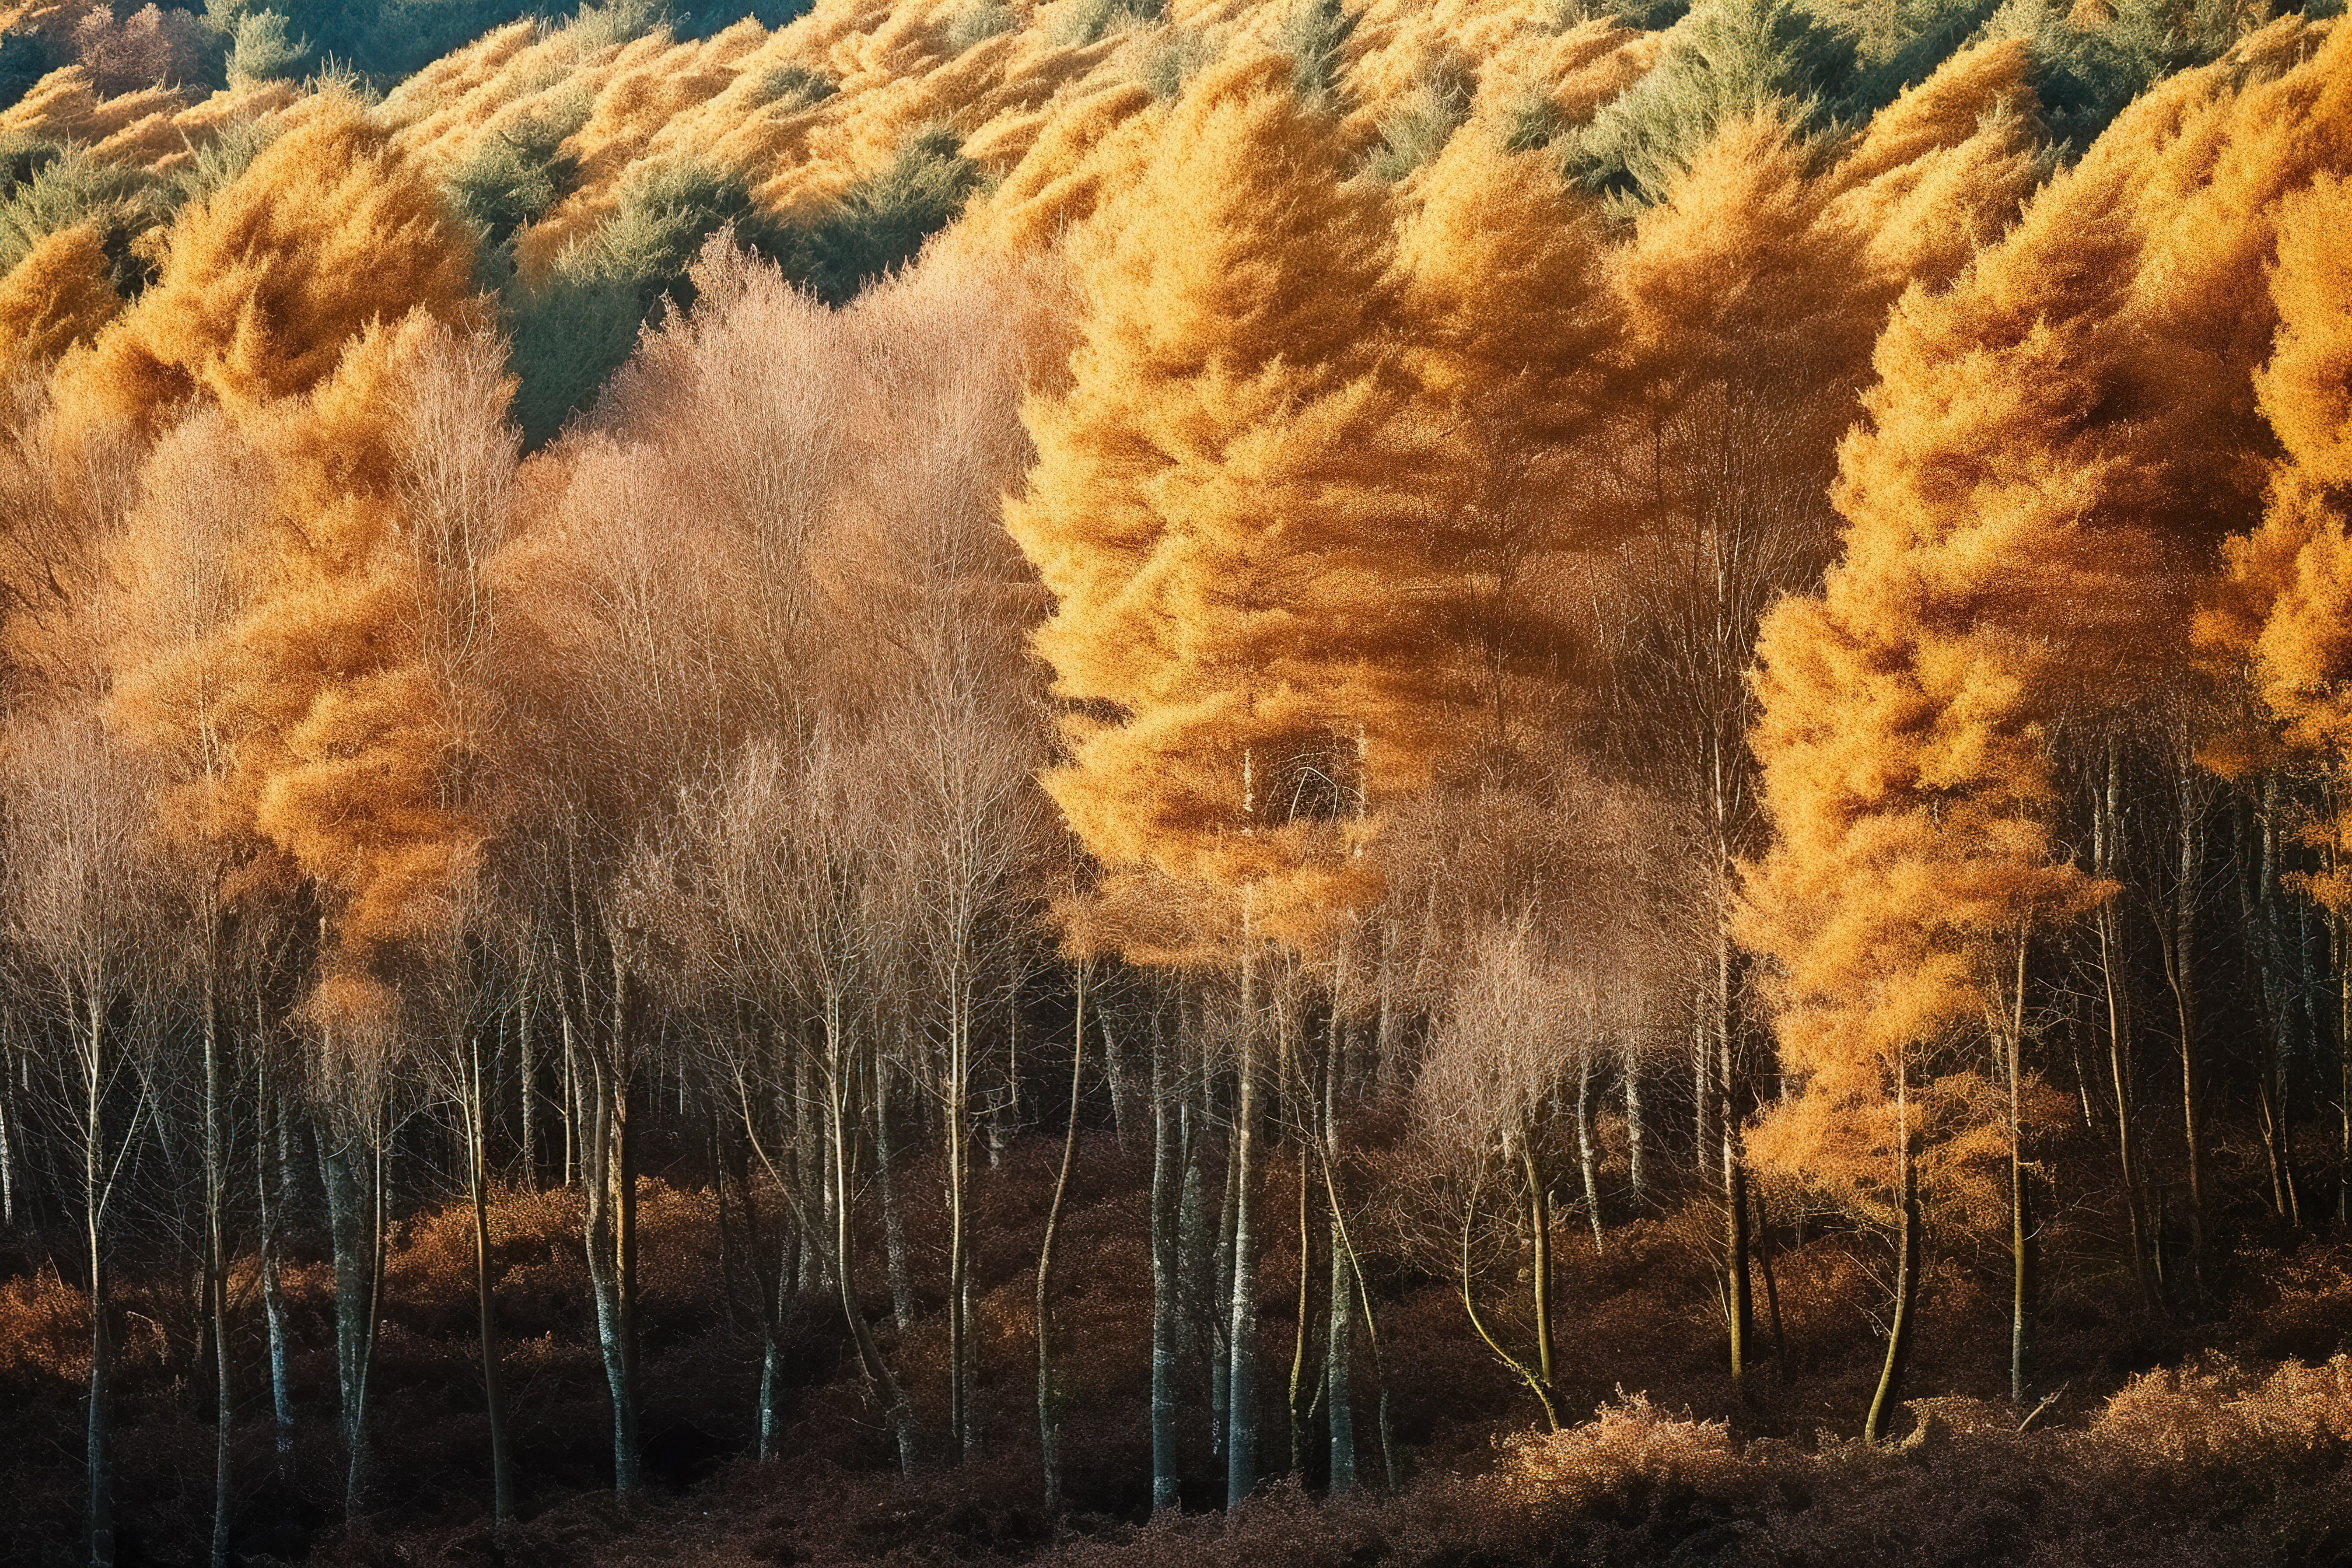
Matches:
[0,0,2347,1564]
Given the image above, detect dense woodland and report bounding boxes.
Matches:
[0,0,2348,1563]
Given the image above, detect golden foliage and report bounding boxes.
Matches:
[1006,48,1462,951]
[0,221,119,374]
[2218,175,2352,906]
[58,89,476,433]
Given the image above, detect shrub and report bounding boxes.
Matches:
[1279,0,1354,104]
[1366,59,1473,179]
[945,0,1020,55]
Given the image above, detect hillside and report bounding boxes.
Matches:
[0,0,2347,1564]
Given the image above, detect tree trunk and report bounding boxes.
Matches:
[1693,1004,1712,1192]
[582,1049,639,1493]
[1752,1185,1787,1375]
[824,1004,917,1478]
[83,989,115,1568]
[2097,751,2158,1308]
[1322,988,1354,1496]
[2156,775,2205,1290]
[1622,1039,1645,1211]
[1036,960,1087,1510]
[518,972,539,1190]
[468,1026,514,1522]
[1522,1136,1554,1395]
[1209,1071,1238,1464]
[1285,1144,1314,1481]
[947,976,974,1462]
[874,1064,913,1333]
[1573,1048,1603,1253]
[2249,788,2304,1225]
[0,1032,16,1228]
[2339,910,2351,1232]
[1718,934,1750,1390]
[321,1120,378,1521]
[1864,1063,1919,1446]
[561,1004,581,1190]
[795,1046,822,1296]
[258,1065,294,1466]
[203,972,232,1568]
[1149,1008,1180,1513]
[2004,930,2034,1407]
[1226,942,1260,1506]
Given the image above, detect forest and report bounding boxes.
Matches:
[0,0,2347,1561]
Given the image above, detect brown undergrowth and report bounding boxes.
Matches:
[2,1126,2348,1566]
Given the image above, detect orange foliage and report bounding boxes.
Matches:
[1005,48,1460,953]
[0,222,120,374]
[56,89,476,436]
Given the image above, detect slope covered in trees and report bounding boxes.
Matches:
[0,0,2348,1564]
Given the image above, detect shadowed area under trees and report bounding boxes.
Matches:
[0,0,2348,1565]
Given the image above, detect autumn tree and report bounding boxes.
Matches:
[1738,16,2352,1421]
[1004,45,1460,1502]
[1,711,168,1568]
[2218,175,2352,1224]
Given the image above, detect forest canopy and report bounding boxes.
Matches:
[0,0,2348,1564]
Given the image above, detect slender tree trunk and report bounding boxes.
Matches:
[1036,961,1087,1510]
[1693,1004,1712,1192]
[1622,1039,1645,1211]
[1226,939,1260,1507]
[2252,787,2304,1225]
[83,990,115,1568]
[1752,1185,1787,1375]
[795,1047,821,1296]
[1522,1135,1554,1394]
[518,973,539,1190]
[257,1062,293,1466]
[726,1106,788,1464]
[2004,931,2035,1407]
[2157,776,2205,1290]
[0,1029,16,1228]
[2096,752,2158,1308]
[2339,910,2351,1232]
[1285,1144,1314,1481]
[468,1026,514,1522]
[1718,932,1750,1390]
[947,978,973,1462]
[1865,1061,1920,1446]
[560,1006,578,1190]
[1572,1050,1603,1252]
[321,1115,379,1521]
[1149,1008,1180,1513]
[1459,1183,1559,1432]
[874,1064,913,1333]
[1209,1069,1238,1464]
[582,1049,639,1493]
[824,1004,917,1478]
[203,969,232,1568]
[1322,984,1354,1496]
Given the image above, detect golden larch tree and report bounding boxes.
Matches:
[1003,47,1462,1504]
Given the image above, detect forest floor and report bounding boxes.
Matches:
[3,1112,2349,1567]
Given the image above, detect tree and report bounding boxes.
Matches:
[0,222,119,377]
[55,87,476,437]
[1731,14,2352,1412]
[1603,108,1875,1391]
[2219,175,2352,1225]
[1004,46,1459,1503]
[1,710,168,1568]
